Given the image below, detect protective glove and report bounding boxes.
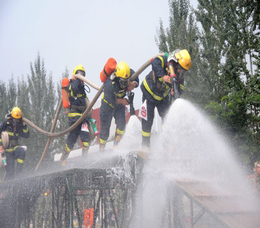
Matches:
[128,92,134,104]
[21,146,27,151]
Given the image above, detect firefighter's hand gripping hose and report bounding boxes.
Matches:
[127,92,135,116]
[170,76,180,99]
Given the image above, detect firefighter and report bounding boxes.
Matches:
[140,49,192,149]
[0,107,30,181]
[60,65,93,165]
[99,61,139,151]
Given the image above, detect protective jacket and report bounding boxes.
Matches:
[0,115,29,151]
[99,69,137,146]
[141,55,184,104]
[102,69,138,108]
[0,115,29,180]
[65,79,90,152]
[68,79,87,115]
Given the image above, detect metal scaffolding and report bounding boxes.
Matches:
[0,151,142,228]
[0,152,259,228]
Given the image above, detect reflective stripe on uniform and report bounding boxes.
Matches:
[23,127,29,133]
[65,144,72,153]
[8,132,15,136]
[5,145,19,153]
[17,159,24,164]
[158,78,171,97]
[115,92,125,98]
[180,84,184,91]
[116,128,124,135]
[142,131,151,137]
[143,78,163,101]
[68,113,82,117]
[99,138,107,145]
[82,142,89,147]
[69,84,85,98]
[102,94,114,108]
[157,56,164,68]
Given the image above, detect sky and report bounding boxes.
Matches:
[0,0,198,107]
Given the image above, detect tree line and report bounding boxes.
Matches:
[156,0,259,167]
[0,0,259,172]
[0,54,70,173]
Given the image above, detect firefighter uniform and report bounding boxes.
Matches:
[61,65,91,164]
[99,67,138,150]
[0,112,29,181]
[65,78,90,154]
[140,53,186,149]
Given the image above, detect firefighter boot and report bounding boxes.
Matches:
[142,136,150,152]
[16,160,24,176]
[60,146,70,166]
[82,146,89,156]
[99,144,105,152]
[114,134,123,149]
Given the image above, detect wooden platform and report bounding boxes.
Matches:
[176,180,260,228]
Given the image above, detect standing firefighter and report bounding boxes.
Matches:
[140,49,192,149]
[99,60,138,151]
[0,107,30,181]
[60,65,94,165]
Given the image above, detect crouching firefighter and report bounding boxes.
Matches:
[0,107,30,181]
[99,60,139,151]
[140,49,192,150]
[60,65,94,165]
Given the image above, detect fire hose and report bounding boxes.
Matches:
[23,54,164,170]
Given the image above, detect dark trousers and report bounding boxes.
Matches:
[5,146,26,181]
[142,96,171,147]
[99,101,126,142]
[66,116,90,150]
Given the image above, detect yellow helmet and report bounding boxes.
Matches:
[115,61,130,79]
[11,107,22,119]
[73,65,85,76]
[168,49,192,70]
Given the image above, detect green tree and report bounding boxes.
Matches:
[7,77,17,109]
[26,54,57,168]
[17,77,30,118]
[155,0,205,106]
[0,81,8,119]
[195,0,260,164]
[156,0,260,164]
[48,67,70,159]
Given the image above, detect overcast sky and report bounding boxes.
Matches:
[0,0,197,106]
